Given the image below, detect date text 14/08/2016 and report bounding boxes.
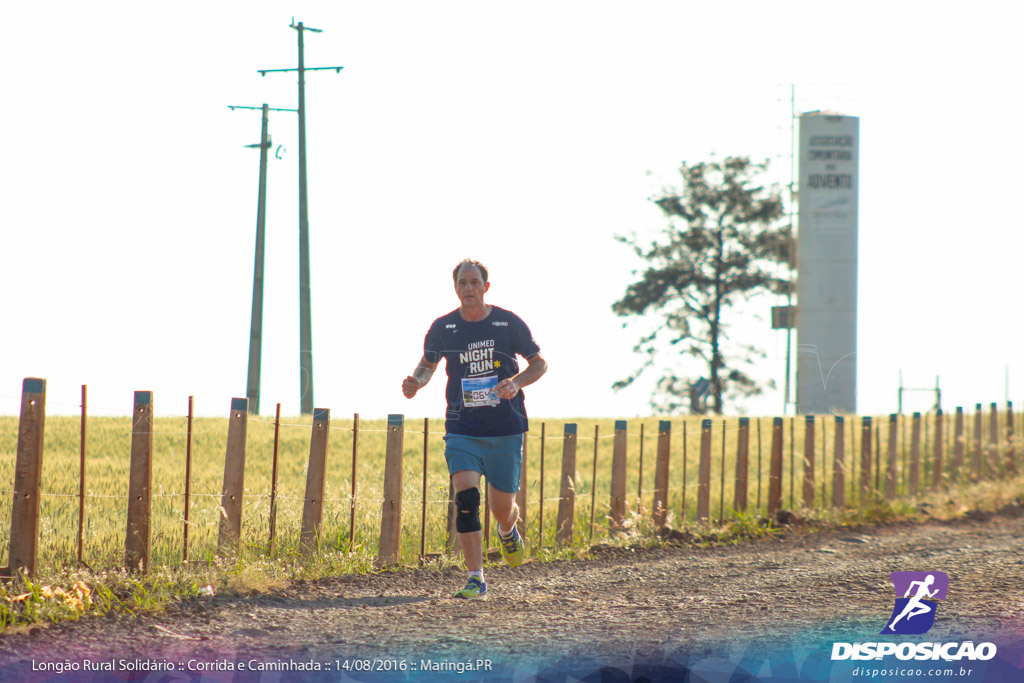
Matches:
[340,659,494,674]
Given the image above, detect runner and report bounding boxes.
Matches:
[887,574,939,631]
[402,259,547,599]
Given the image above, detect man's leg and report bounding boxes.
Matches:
[487,482,520,536]
[451,469,484,572]
[489,482,525,567]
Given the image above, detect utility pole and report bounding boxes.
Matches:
[259,19,343,415]
[229,103,297,415]
[785,84,797,415]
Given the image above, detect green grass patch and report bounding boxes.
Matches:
[0,412,1022,632]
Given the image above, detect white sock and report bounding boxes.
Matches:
[498,523,516,537]
[468,570,484,581]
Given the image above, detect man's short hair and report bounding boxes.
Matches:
[452,259,488,284]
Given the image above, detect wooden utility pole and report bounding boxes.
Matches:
[258,20,343,414]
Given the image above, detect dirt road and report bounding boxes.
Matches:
[1,508,1022,681]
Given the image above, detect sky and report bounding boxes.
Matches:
[2,1,1023,422]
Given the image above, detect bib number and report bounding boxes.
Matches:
[462,376,499,408]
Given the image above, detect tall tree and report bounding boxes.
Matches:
[613,156,791,414]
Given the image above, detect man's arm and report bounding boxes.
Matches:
[496,352,547,400]
[402,356,439,399]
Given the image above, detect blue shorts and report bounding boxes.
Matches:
[444,433,524,494]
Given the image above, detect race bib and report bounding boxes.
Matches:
[462,376,500,408]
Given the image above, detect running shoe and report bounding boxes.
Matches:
[498,524,525,567]
[454,576,487,599]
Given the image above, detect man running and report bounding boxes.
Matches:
[402,259,547,599]
[887,574,939,631]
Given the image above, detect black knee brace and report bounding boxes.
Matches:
[455,487,481,533]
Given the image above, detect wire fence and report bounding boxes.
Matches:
[0,380,1018,576]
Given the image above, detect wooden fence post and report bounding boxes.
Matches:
[875,420,881,493]
[885,414,898,500]
[125,391,153,573]
[653,421,671,527]
[610,420,628,531]
[697,419,713,522]
[300,408,331,555]
[989,402,1000,478]
[755,419,761,512]
[832,416,845,508]
[933,410,944,489]
[972,404,983,480]
[789,418,795,509]
[1007,402,1016,476]
[378,414,405,565]
[217,398,249,556]
[556,423,577,545]
[860,417,873,504]
[952,407,964,484]
[683,421,690,520]
[802,416,815,508]
[9,378,47,577]
[734,417,750,513]
[768,417,783,516]
[637,424,645,513]
[909,413,921,496]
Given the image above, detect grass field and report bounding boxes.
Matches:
[0,407,1018,574]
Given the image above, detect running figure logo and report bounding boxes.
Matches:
[881,571,949,635]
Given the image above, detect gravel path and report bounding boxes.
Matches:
[1,508,1022,681]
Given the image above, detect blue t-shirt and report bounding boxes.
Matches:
[423,305,541,437]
